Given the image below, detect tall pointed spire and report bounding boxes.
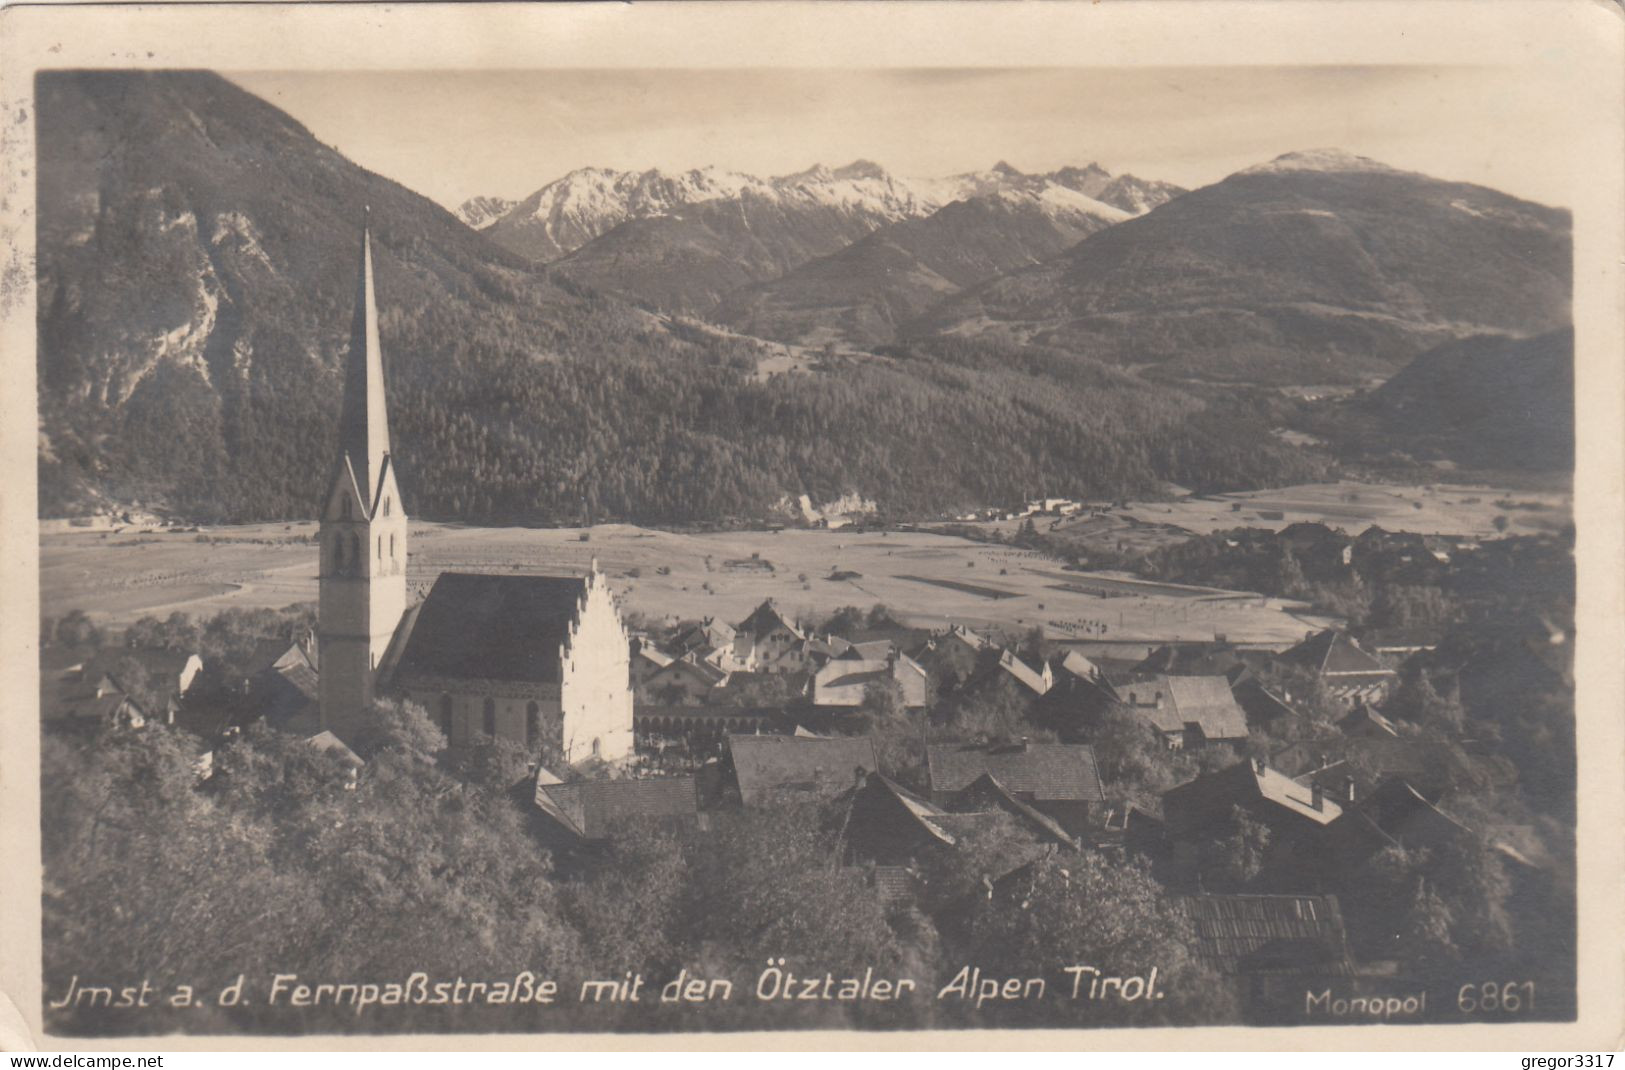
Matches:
[336,211,392,510]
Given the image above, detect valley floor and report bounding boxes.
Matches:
[42,520,1336,652]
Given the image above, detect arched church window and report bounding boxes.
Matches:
[390,533,396,558]
[525,701,540,746]
[384,496,391,517]
[439,694,453,739]
[592,737,602,759]
[350,533,362,573]
[377,535,383,560]
[482,697,496,737]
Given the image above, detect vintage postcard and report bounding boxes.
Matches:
[1,0,1621,1052]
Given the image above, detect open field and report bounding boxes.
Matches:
[954,479,1575,559]
[41,522,1336,648]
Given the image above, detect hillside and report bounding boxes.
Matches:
[1363,328,1574,470]
[713,190,1126,347]
[36,72,1324,525]
[905,150,1572,386]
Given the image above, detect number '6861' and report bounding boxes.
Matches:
[1457,981,1534,1013]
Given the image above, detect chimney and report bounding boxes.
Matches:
[1311,784,1324,811]
[1343,777,1357,805]
[853,767,868,791]
[1253,756,1267,776]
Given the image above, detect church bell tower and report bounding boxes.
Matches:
[318,214,408,743]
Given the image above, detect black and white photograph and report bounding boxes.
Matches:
[3,0,1621,1051]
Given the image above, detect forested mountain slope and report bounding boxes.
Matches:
[36,72,1322,524]
[906,150,1571,387]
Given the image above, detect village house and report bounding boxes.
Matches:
[811,650,929,709]
[1271,734,1504,803]
[1162,757,1345,865]
[1325,778,1475,869]
[628,638,674,690]
[82,646,206,725]
[838,773,1060,903]
[1116,674,1250,749]
[1032,651,1120,738]
[1279,629,1398,707]
[730,599,809,674]
[533,771,701,849]
[992,649,1053,696]
[723,733,878,807]
[926,740,1107,835]
[670,616,737,659]
[40,666,149,733]
[635,651,729,706]
[1171,893,1356,1018]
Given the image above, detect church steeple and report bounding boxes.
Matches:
[336,211,392,510]
[318,210,409,745]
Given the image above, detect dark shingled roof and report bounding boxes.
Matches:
[927,742,1106,803]
[1283,629,1395,679]
[394,572,588,684]
[728,734,877,805]
[536,776,698,840]
[1173,894,1355,977]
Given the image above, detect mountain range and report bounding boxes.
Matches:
[34,72,1572,527]
[461,160,1182,314]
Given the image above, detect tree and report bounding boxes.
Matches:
[857,677,908,731]
[54,608,104,649]
[939,847,1240,1026]
[1195,804,1273,891]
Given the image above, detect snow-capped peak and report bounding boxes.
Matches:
[476,158,1181,258]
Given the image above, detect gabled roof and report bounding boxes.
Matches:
[1131,643,1246,678]
[648,652,728,685]
[306,730,364,767]
[41,683,144,724]
[1116,676,1188,735]
[85,647,200,689]
[632,644,674,669]
[1165,758,1343,830]
[1162,675,1250,741]
[1055,649,1100,681]
[394,572,590,684]
[1283,629,1395,679]
[1173,894,1354,977]
[840,640,895,661]
[927,742,1105,803]
[1353,778,1472,843]
[949,773,1078,849]
[1336,704,1399,737]
[535,776,699,840]
[737,599,802,643]
[997,649,1051,695]
[728,734,877,805]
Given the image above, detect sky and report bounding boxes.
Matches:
[227,66,1581,211]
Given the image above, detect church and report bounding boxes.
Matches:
[316,218,634,765]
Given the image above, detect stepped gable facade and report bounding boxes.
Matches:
[317,218,634,764]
